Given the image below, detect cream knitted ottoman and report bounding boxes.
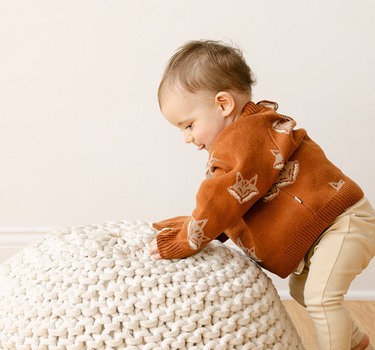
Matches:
[0,220,305,350]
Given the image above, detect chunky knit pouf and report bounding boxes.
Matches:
[0,220,305,350]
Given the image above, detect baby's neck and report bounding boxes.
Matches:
[232,92,252,122]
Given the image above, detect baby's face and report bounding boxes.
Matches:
[160,89,231,152]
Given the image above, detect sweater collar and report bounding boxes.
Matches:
[209,100,279,156]
[240,100,279,118]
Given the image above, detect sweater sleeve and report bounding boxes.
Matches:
[156,109,306,259]
[153,217,229,243]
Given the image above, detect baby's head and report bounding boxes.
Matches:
[158,40,256,152]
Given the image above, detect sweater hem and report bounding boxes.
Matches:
[269,184,364,278]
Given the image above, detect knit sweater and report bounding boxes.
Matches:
[154,101,364,278]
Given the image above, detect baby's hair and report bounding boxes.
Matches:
[158,39,256,106]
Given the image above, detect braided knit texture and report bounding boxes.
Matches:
[0,220,305,350]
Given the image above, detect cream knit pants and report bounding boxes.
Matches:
[289,197,375,350]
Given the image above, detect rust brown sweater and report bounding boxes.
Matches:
[154,101,364,278]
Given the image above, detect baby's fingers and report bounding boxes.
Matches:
[151,253,161,260]
[148,238,159,256]
[149,238,163,259]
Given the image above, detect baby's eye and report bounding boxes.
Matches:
[185,124,192,129]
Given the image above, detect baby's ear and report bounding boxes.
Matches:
[215,91,235,117]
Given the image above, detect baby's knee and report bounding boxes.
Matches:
[304,286,345,311]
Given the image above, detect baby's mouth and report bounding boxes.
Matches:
[197,144,205,151]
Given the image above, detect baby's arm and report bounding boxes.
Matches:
[150,204,233,256]
[149,216,189,260]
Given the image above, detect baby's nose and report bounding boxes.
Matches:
[184,133,194,144]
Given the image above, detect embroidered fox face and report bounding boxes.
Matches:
[205,152,220,179]
[263,160,299,202]
[329,179,345,192]
[237,237,263,262]
[228,172,259,204]
[188,217,210,250]
[272,118,296,135]
[271,150,284,170]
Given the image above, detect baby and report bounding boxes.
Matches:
[148,39,375,350]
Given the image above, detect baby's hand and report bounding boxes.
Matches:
[149,238,162,260]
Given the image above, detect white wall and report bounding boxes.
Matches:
[1,0,374,298]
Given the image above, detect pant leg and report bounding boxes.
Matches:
[290,198,375,350]
[289,269,307,307]
[289,222,329,308]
